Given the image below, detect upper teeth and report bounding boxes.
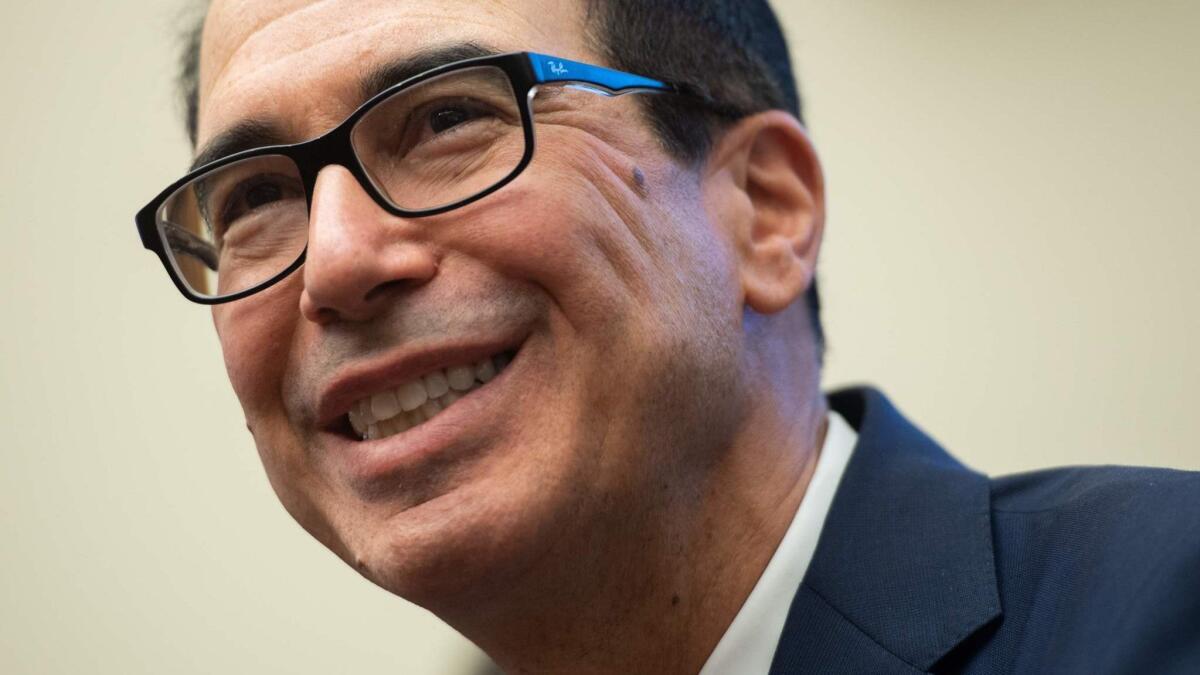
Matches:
[348,352,511,441]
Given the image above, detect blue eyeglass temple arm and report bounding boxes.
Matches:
[526,52,677,94]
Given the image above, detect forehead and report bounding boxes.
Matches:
[198,0,587,146]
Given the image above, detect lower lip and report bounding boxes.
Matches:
[319,343,527,494]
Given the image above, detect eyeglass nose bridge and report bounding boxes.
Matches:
[284,121,384,215]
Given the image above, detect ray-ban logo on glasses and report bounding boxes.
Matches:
[548,60,569,76]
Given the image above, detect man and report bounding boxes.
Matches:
[136,0,1200,672]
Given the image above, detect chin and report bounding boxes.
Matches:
[334,458,572,613]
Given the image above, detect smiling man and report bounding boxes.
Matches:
[136,1,1200,673]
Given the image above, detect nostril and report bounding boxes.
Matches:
[310,307,339,325]
[304,277,427,324]
[364,277,426,303]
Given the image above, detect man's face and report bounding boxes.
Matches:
[200,0,747,609]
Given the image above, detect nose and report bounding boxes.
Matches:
[299,166,438,324]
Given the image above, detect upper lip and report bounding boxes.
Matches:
[315,335,526,431]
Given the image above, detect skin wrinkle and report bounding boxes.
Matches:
[199,1,828,673]
[532,100,720,321]
[479,92,677,337]
[199,3,577,148]
[204,1,444,105]
[560,140,664,304]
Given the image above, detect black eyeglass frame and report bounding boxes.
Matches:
[135,51,695,305]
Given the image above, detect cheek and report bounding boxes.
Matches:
[441,129,743,381]
[449,147,660,321]
[212,279,301,423]
[212,280,347,547]
[448,138,742,441]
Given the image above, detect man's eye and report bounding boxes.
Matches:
[215,174,304,232]
[410,97,499,142]
[428,105,477,133]
[244,181,284,208]
[358,88,515,165]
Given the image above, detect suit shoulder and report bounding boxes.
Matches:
[990,464,1200,516]
[989,465,1200,559]
[977,466,1200,673]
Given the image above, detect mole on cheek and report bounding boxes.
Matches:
[632,167,648,197]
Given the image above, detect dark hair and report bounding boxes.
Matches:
[177,0,824,363]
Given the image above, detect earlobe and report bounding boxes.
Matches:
[715,112,825,315]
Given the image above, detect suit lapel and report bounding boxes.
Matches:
[770,387,1001,674]
[768,583,928,674]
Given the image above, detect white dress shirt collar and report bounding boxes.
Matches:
[698,409,858,675]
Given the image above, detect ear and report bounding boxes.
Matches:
[706,111,825,315]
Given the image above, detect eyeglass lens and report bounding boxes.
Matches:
[156,65,524,299]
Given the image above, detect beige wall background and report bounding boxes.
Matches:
[2,1,1196,673]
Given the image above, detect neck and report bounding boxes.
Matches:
[444,377,829,674]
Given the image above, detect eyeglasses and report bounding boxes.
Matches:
[135,51,690,305]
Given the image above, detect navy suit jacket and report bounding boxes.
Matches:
[769,387,1200,674]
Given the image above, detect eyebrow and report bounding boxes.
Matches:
[358,41,501,103]
[190,119,289,172]
[190,41,504,173]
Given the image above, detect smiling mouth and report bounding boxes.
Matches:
[340,349,518,442]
